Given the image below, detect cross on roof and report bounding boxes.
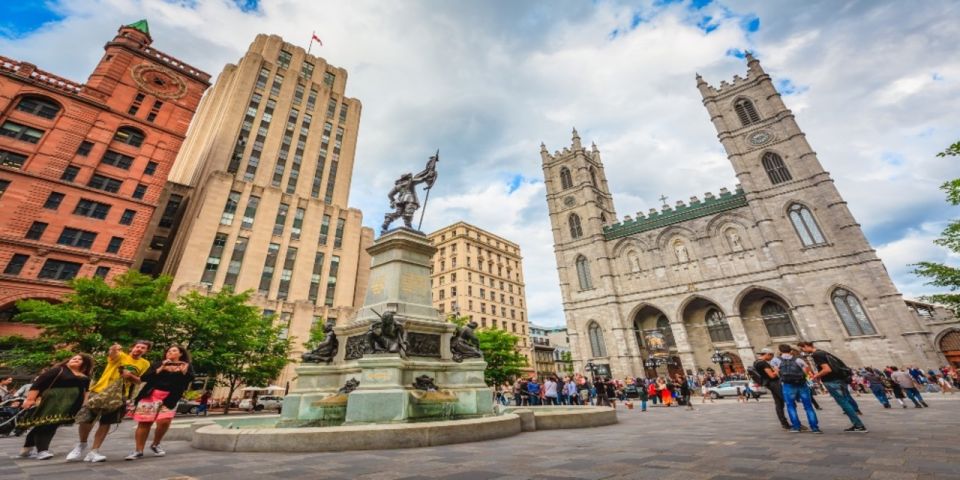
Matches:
[659,194,669,207]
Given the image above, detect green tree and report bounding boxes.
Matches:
[303,317,327,351]
[913,141,960,310]
[560,351,574,374]
[477,329,528,385]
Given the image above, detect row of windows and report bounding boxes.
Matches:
[22,221,124,253]
[436,272,523,295]
[436,287,523,308]
[3,254,109,281]
[435,229,519,255]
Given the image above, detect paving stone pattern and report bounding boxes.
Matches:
[2,396,958,479]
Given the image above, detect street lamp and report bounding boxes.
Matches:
[584,361,597,384]
[710,349,733,368]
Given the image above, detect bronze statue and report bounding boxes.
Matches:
[412,375,439,392]
[381,151,438,233]
[301,319,338,364]
[450,320,483,362]
[366,310,408,358]
[338,378,360,394]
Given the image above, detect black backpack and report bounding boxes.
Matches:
[823,352,854,382]
[778,357,806,385]
[747,363,765,386]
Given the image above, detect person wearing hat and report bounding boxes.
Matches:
[753,347,791,430]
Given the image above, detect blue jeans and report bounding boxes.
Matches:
[781,382,819,430]
[823,380,864,427]
[640,399,647,411]
[869,384,889,407]
[904,387,925,406]
[528,395,541,406]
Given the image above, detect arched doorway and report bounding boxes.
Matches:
[720,352,745,376]
[737,287,798,347]
[680,296,733,371]
[633,305,683,378]
[940,330,960,368]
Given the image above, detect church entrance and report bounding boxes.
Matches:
[737,288,799,346]
[720,352,745,376]
[940,330,960,368]
[633,304,678,379]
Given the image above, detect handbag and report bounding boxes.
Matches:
[85,373,126,413]
[18,367,64,428]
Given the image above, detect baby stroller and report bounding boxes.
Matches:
[0,396,27,437]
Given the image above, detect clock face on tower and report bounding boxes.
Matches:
[131,64,187,100]
[747,130,773,146]
[563,196,576,207]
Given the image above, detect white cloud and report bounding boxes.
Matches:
[3,0,958,326]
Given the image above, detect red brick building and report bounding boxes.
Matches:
[0,20,210,334]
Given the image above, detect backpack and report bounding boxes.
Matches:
[748,363,765,386]
[778,357,806,385]
[823,352,854,382]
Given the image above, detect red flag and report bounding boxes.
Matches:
[311,32,323,46]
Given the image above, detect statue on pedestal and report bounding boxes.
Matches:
[412,375,439,392]
[450,320,483,362]
[338,378,360,394]
[366,310,408,358]
[381,151,439,233]
[301,319,338,364]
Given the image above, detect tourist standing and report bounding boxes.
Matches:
[798,341,867,433]
[127,345,194,460]
[754,348,790,430]
[0,376,13,401]
[862,368,891,408]
[604,378,617,408]
[67,341,152,462]
[890,366,927,408]
[543,377,558,406]
[771,344,820,433]
[197,390,212,416]
[18,354,94,460]
[526,377,541,406]
[679,375,693,410]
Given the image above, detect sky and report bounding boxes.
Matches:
[1,0,958,327]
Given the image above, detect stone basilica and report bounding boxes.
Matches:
[542,54,960,379]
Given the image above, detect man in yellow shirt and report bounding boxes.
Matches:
[66,341,151,463]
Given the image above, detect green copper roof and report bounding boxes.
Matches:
[126,19,150,36]
[603,188,747,240]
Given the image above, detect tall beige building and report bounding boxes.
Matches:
[142,34,373,385]
[427,222,532,365]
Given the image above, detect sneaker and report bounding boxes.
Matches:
[789,428,801,433]
[810,428,824,434]
[16,447,37,458]
[35,451,54,460]
[799,425,809,432]
[124,451,143,461]
[85,451,107,463]
[149,444,166,457]
[856,410,864,415]
[843,425,868,433]
[921,402,929,407]
[66,443,87,462]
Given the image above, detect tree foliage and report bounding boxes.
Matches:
[913,141,960,310]
[446,314,527,385]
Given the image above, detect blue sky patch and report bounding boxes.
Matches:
[881,152,906,167]
[741,15,760,33]
[0,0,64,39]
[697,15,718,34]
[690,0,714,9]
[776,78,808,95]
[507,174,525,193]
[233,0,260,12]
[725,48,746,59]
[932,72,944,81]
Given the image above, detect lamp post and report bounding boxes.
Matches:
[584,361,597,385]
[710,349,733,376]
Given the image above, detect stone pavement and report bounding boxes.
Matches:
[2,395,958,479]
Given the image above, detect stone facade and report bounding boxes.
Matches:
[427,221,532,365]
[542,54,959,379]
[0,21,209,334]
[145,34,373,385]
[529,324,557,378]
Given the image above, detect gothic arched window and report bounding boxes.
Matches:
[113,126,146,148]
[788,203,826,247]
[734,98,761,126]
[575,255,592,290]
[761,301,797,338]
[559,167,573,189]
[832,288,877,336]
[15,95,61,119]
[588,321,607,357]
[569,213,583,239]
[589,167,598,186]
[762,152,792,185]
[705,308,734,343]
[656,314,676,348]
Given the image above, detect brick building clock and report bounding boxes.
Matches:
[131,63,187,100]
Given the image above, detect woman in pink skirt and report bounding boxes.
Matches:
[126,345,194,460]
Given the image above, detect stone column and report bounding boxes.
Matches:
[724,314,757,363]
[669,320,698,373]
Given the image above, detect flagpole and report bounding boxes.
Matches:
[308,32,314,55]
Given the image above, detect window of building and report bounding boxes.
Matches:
[333,217,345,248]
[308,251,325,302]
[76,141,94,157]
[277,247,298,300]
[144,161,158,175]
[60,165,79,182]
[146,100,163,122]
[788,203,826,247]
[241,195,260,229]
[133,183,147,200]
[100,150,134,170]
[323,71,335,86]
[158,194,183,229]
[569,213,583,239]
[588,322,607,357]
[201,233,228,285]
[57,227,97,249]
[0,149,28,169]
[291,207,305,240]
[150,236,167,250]
[559,167,573,189]
[128,93,145,115]
[277,49,292,69]
[106,236,123,253]
[94,266,110,279]
[319,214,330,244]
[38,259,81,281]
[734,98,761,126]
[25,221,48,240]
[258,243,281,295]
[301,61,314,78]
[575,255,592,290]
[43,192,65,210]
[220,191,241,225]
[73,199,111,219]
[270,74,284,97]
[832,288,877,336]
[16,96,60,119]
[760,301,797,338]
[705,308,734,343]
[223,236,249,288]
[119,209,136,225]
[88,174,122,193]
[1,121,44,144]
[3,254,29,275]
[762,152,792,185]
[273,203,289,236]
[112,127,145,148]
[139,260,159,275]
[306,87,318,112]
[255,67,270,90]
[324,255,340,307]
[293,83,304,106]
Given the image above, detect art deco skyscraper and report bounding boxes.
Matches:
[143,35,373,384]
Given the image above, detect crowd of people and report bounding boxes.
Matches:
[3,341,196,462]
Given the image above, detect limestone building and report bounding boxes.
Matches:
[529,324,557,378]
[427,221,532,365]
[147,35,373,385]
[542,54,959,379]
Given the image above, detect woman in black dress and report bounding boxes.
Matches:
[18,354,94,460]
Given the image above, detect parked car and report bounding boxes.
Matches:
[623,384,640,399]
[176,399,200,414]
[238,395,284,412]
[707,380,766,399]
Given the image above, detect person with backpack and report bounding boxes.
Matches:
[862,368,891,408]
[753,348,791,430]
[798,341,867,433]
[771,344,821,433]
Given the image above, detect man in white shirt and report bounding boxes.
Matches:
[543,377,558,405]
